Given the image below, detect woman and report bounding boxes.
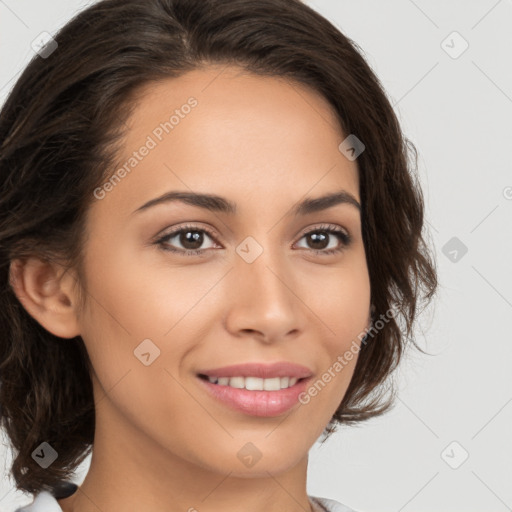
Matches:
[0,0,438,511]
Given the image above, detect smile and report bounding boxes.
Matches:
[199,374,303,390]
[196,374,312,417]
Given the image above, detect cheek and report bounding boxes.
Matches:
[301,253,371,340]
[77,242,223,392]
[82,232,218,337]
[300,255,370,397]
[77,261,195,440]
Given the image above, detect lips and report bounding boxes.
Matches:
[195,361,315,417]
[196,361,314,380]
[197,373,313,417]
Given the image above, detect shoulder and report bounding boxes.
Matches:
[309,494,362,512]
[13,482,78,512]
[16,489,353,512]
[13,491,62,512]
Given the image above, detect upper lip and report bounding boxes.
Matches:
[197,361,314,379]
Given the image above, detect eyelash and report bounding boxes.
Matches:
[154,223,352,257]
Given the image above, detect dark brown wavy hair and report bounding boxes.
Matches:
[0,0,438,497]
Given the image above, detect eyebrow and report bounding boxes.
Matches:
[131,189,361,216]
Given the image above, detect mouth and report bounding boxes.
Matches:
[196,373,313,417]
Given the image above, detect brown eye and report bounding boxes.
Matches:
[295,225,351,255]
[176,229,205,250]
[156,224,218,256]
[306,231,330,250]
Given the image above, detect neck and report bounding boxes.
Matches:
[58,387,315,512]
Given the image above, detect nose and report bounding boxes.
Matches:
[223,243,304,343]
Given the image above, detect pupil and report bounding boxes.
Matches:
[309,231,328,249]
[181,230,203,250]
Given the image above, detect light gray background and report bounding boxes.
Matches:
[1,1,511,511]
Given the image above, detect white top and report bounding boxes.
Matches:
[14,490,360,512]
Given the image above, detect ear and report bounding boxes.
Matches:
[8,257,82,339]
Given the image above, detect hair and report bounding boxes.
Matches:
[0,0,438,496]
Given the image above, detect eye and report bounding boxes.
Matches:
[154,223,352,257]
[295,224,351,255]
[155,224,219,257]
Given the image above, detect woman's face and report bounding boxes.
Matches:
[76,65,371,477]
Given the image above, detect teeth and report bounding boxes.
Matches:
[226,376,245,388]
[206,375,299,390]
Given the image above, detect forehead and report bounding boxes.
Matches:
[131,64,340,125]
[90,65,360,222]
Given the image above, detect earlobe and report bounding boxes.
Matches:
[8,257,81,339]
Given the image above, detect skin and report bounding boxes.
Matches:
[10,65,371,512]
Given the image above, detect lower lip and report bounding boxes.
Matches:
[196,375,312,417]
